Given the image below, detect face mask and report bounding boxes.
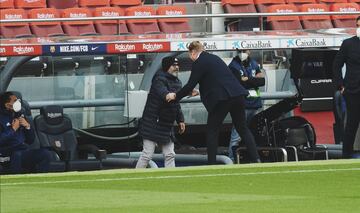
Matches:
[12,99,22,112]
[239,52,249,62]
[357,28,360,38]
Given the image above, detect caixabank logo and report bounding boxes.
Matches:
[172,41,224,51]
[231,40,275,49]
[285,38,329,48]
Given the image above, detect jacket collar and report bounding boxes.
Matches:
[156,70,178,80]
[0,107,14,117]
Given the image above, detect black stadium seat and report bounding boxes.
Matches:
[34,105,107,171]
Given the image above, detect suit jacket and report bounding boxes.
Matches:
[177,52,248,112]
[333,36,360,94]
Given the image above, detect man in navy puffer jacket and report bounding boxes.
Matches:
[136,57,185,168]
[0,92,50,174]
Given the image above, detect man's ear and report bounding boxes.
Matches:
[4,103,10,110]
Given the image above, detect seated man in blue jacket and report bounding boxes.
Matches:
[0,91,51,174]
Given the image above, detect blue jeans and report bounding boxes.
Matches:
[228,109,258,161]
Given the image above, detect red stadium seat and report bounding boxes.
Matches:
[254,0,286,13]
[267,4,303,30]
[156,5,191,33]
[317,0,348,9]
[221,0,260,31]
[0,8,32,38]
[300,4,334,29]
[79,0,110,11]
[14,0,46,10]
[125,6,160,35]
[110,0,142,10]
[348,0,360,7]
[93,7,129,35]
[0,0,14,9]
[47,0,78,10]
[330,3,360,28]
[286,0,317,9]
[61,8,97,36]
[28,8,66,37]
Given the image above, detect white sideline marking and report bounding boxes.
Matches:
[1,167,360,187]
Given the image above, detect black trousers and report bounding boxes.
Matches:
[343,93,360,158]
[10,148,51,174]
[206,96,260,164]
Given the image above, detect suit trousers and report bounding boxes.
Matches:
[206,96,260,164]
[343,93,360,158]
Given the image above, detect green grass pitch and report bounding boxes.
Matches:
[1,159,360,213]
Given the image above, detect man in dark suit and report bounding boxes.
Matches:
[333,16,360,158]
[166,41,260,164]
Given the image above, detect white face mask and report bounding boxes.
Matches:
[357,28,360,38]
[239,52,249,62]
[13,99,22,112]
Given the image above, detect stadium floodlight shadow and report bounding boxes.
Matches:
[34,105,107,172]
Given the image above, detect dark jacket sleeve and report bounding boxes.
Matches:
[176,105,184,124]
[230,65,264,89]
[176,63,203,100]
[152,76,170,101]
[230,66,243,84]
[23,115,35,145]
[333,41,347,90]
[24,127,35,145]
[0,126,16,145]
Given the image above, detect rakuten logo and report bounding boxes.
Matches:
[5,14,22,19]
[134,11,151,16]
[47,112,62,119]
[37,13,55,19]
[143,43,163,51]
[276,9,294,13]
[307,8,325,12]
[13,46,35,55]
[165,10,183,15]
[101,11,119,17]
[115,44,136,52]
[69,13,87,18]
[339,7,357,12]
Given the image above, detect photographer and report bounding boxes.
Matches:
[0,91,50,174]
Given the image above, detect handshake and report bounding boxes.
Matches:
[166,89,199,102]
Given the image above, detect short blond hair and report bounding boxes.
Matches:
[188,41,204,52]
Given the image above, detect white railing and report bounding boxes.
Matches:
[0,12,359,23]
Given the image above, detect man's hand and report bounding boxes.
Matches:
[178,122,185,134]
[241,76,249,81]
[340,87,345,94]
[190,89,199,97]
[19,117,30,129]
[12,119,20,131]
[255,72,264,78]
[166,93,176,102]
